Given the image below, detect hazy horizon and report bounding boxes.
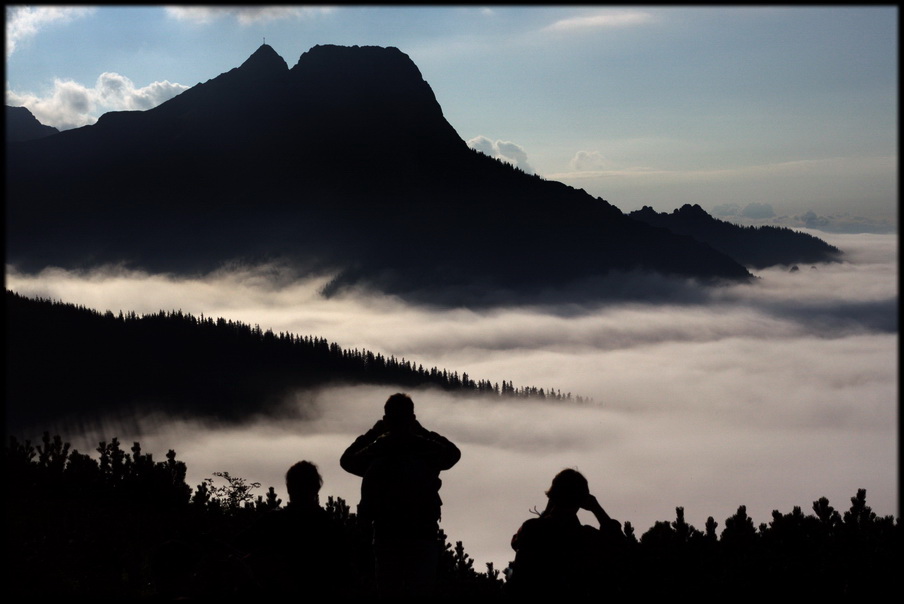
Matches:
[6,228,897,572]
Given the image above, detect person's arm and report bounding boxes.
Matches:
[414,424,461,470]
[339,421,386,476]
[581,494,623,536]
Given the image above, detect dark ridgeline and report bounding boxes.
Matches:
[630,204,843,269]
[6,44,753,305]
[5,105,60,142]
[5,290,587,436]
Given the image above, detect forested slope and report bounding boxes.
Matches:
[6,290,584,434]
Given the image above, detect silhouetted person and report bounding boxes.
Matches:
[235,460,353,597]
[507,468,626,600]
[340,393,461,598]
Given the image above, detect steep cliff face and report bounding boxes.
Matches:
[6,44,752,304]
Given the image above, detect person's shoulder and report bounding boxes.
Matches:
[515,516,547,538]
[513,515,565,552]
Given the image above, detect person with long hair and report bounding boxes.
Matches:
[507,468,626,599]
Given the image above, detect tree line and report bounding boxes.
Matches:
[6,290,588,434]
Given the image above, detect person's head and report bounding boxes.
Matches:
[383,392,416,429]
[545,468,590,510]
[286,460,323,504]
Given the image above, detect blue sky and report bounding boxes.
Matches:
[5,5,898,230]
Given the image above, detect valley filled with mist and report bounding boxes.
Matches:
[6,228,896,571]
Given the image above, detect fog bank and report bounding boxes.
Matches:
[6,230,897,570]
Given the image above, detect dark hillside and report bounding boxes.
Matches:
[5,290,582,435]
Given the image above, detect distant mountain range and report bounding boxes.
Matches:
[6,44,839,305]
[630,204,842,269]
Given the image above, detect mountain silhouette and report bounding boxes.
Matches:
[629,204,843,269]
[5,105,59,142]
[6,44,753,305]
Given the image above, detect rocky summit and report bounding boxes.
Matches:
[6,44,752,305]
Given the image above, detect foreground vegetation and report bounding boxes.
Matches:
[6,432,899,599]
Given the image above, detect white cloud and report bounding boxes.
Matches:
[543,11,654,33]
[467,135,534,174]
[5,5,95,57]
[95,72,188,110]
[780,211,897,235]
[467,134,494,156]
[570,150,608,171]
[164,5,334,26]
[711,203,741,217]
[7,72,189,130]
[714,211,897,236]
[549,154,897,228]
[740,202,775,219]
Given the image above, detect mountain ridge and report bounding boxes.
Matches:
[5,105,60,142]
[6,44,753,305]
[630,204,843,268]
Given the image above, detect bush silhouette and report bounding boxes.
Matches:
[5,432,899,598]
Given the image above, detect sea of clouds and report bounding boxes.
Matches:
[5,229,897,571]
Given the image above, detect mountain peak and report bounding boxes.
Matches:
[6,105,59,142]
[291,44,424,84]
[674,203,710,219]
[237,43,289,76]
[284,43,462,159]
[632,205,659,219]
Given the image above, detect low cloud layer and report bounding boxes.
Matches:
[774,210,897,235]
[711,201,776,219]
[551,155,897,231]
[711,205,896,235]
[6,231,897,570]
